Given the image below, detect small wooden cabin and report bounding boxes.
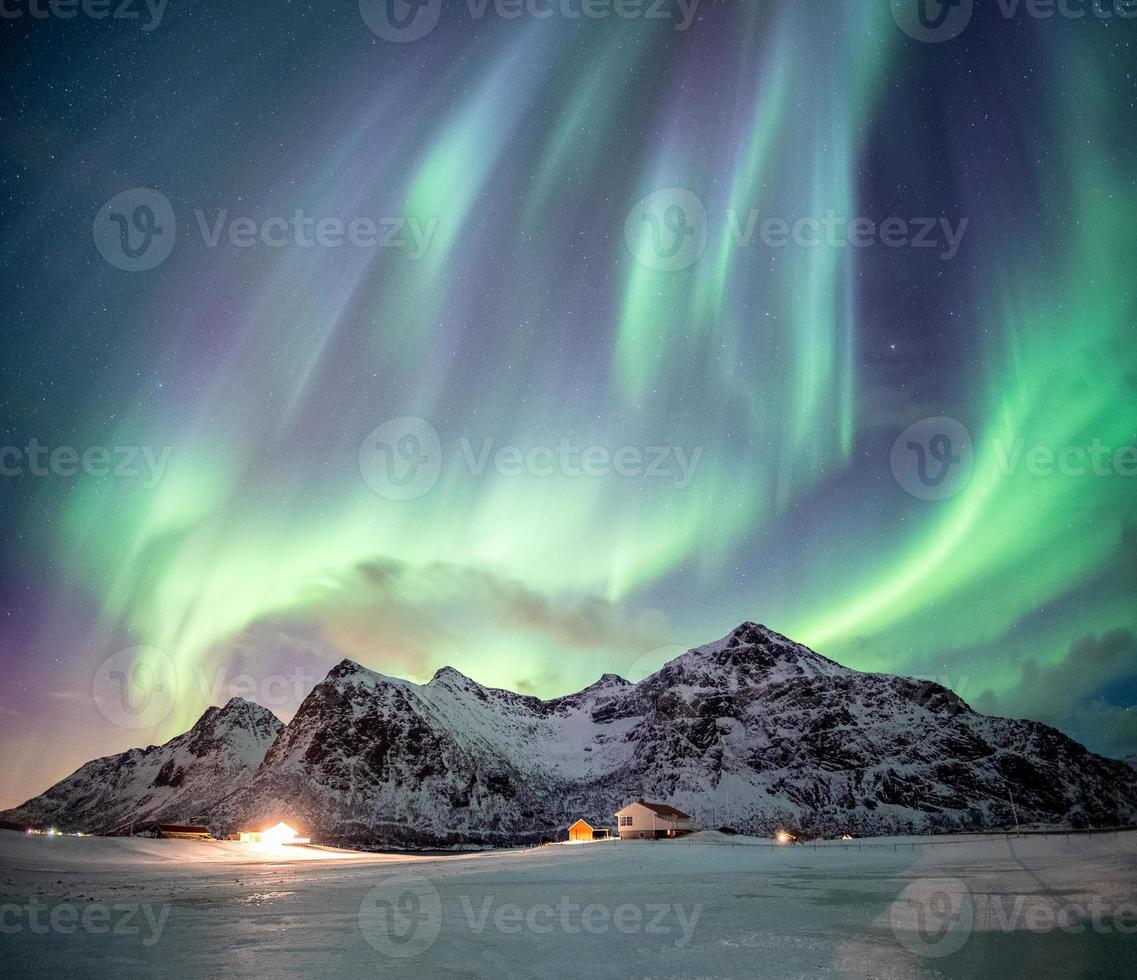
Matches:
[567,819,611,842]
[155,823,211,840]
[568,818,594,842]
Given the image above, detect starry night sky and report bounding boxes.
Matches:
[1,0,1135,807]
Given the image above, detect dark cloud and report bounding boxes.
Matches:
[212,557,668,696]
[973,629,1137,761]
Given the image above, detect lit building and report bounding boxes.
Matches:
[567,819,611,842]
[238,821,309,846]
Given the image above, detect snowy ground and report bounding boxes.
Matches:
[2,828,1135,978]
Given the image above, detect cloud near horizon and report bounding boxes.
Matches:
[973,630,1137,761]
[203,556,672,702]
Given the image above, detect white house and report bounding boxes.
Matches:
[614,800,694,840]
[238,821,309,847]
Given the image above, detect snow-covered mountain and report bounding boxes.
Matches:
[9,624,1137,843]
[2,698,281,834]
[214,623,1137,845]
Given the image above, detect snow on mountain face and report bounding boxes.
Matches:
[214,623,1137,846]
[1,698,282,834]
[9,625,1135,844]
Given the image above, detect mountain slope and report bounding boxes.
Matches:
[2,698,282,833]
[213,623,1137,845]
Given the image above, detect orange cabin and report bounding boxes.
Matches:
[568,819,595,842]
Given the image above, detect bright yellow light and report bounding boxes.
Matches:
[775,831,794,845]
[239,822,309,850]
[262,822,298,847]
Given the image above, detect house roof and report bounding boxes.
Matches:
[617,800,692,820]
[569,818,594,830]
[244,820,301,834]
[156,824,209,833]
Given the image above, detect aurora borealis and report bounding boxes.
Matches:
[1,1,1135,808]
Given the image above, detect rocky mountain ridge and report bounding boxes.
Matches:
[8,624,1137,844]
[3,697,281,834]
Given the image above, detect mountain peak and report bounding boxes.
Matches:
[597,672,630,686]
[675,621,840,678]
[727,622,791,645]
[217,697,281,730]
[5,689,283,834]
[188,697,282,744]
[220,695,268,713]
[580,672,630,693]
[12,620,1137,842]
[328,657,369,680]
[428,665,480,689]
